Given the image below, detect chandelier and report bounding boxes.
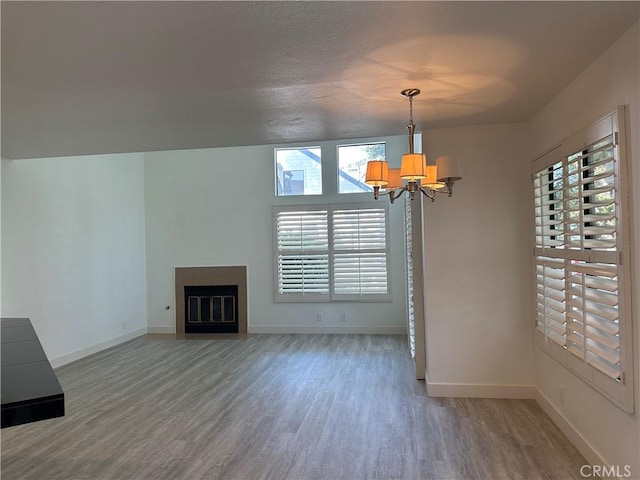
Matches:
[365,88,462,203]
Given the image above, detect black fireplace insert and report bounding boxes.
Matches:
[184,285,239,333]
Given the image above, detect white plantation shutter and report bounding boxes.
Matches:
[332,207,389,298]
[567,260,620,378]
[274,204,391,302]
[535,256,566,345]
[276,209,329,298]
[532,108,633,412]
[405,196,416,358]
[565,136,617,250]
[533,161,565,249]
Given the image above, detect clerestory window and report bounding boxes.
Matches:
[275,147,322,196]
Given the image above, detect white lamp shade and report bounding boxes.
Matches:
[385,168,403,189]
[365,160,389,186]
[400,153,427,180]
[424,165,446,190]
[435,156,462,182]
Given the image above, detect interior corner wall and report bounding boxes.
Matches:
[528,22,639,471]
[0,153,148,365]
[0,159,3,315]
[143,135,408,334]
[421,123,534,396]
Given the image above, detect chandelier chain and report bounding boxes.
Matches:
[409,96,414,126]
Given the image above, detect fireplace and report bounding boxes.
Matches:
[184,285,238,333]
[175,266,247,337]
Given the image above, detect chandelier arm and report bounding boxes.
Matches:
[428,180,455,197]
[431,185,452,196]
[389,188,407,204]
[374,187,406,203]
[419,187,436,202]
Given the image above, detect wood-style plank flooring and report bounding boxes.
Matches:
[1,334,587,479]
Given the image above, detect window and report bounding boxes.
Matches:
[274,208,329,299]
[274,204,391,302]
[333,208,388,297]
[275,147,322,196]
[532,108,634,412]
[337,143,385,193]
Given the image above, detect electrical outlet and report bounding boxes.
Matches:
[316,312,324,322]
[340,312,347,322]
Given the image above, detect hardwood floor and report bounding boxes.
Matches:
[1,334,587,480]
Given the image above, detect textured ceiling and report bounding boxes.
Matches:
[2,1,638,159]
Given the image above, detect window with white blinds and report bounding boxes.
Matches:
[274,204,391,302]
[333,208,388,298]
[532,107,634,412]
[275,209,330,297]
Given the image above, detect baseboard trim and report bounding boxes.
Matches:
[425,380,536,399]
[50,328,147,368]
[248,325,406,335]
[534,387,607,469]
[147,326,175,334]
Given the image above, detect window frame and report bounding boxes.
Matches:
[273,203,392,303]
[532,107,634,412]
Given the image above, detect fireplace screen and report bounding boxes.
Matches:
[188,295,235,324]
[184,285,238,333]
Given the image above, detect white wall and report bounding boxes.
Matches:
[420,124,534,396]
[529,22,639,471]
[1,153,148,365]
[144,135,408,334]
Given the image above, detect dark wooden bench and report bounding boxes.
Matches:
[1,318,65,428]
